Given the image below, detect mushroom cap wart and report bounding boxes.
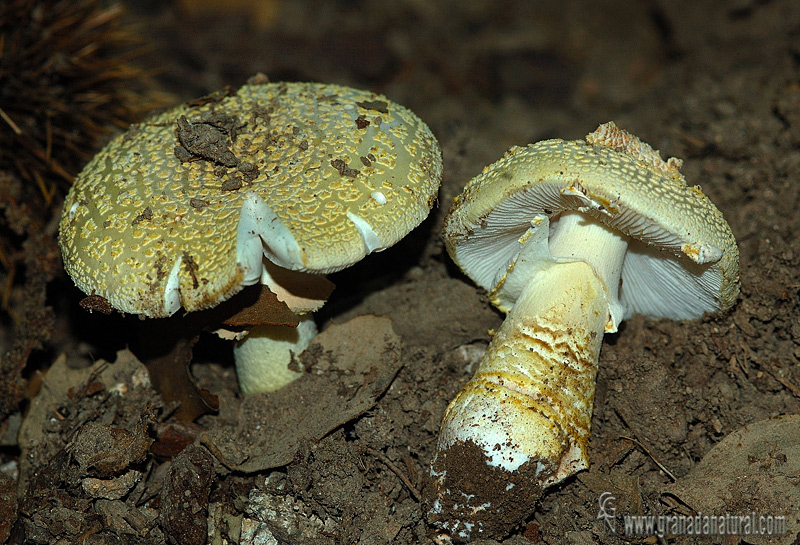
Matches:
[58,81,442,318]
[443,122,739,321]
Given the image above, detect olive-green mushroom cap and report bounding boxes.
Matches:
[59,81,442,317]
[443,122,740,320]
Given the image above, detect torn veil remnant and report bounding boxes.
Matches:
[427,122,739,541]
[58,78,442,395]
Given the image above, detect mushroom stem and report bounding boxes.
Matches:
[429,212,629,540]
[231,257,335,396]
[549,211,629,332]
[233,315,317,395]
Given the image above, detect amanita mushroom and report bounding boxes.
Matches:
[59,79,442,395]
[428,122,739,540]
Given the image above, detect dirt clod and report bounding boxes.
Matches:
[174,114,239,167]
[425,439,545,541]
[70,420,152,478]
[158,444,214,545]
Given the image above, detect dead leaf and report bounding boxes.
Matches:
[18,350,154,455]
[141,335,219,422]
[221,285,300,328]
[661,415,800,545]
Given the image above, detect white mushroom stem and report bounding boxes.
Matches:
[232,258,334,396]
[429,212,628,539]
[234,315,317,396]
[549,211,628,332]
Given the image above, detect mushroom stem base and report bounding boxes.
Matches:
[234,315,317,395]
[427,259,608,540]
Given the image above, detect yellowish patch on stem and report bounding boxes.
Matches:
[437,257,607,484]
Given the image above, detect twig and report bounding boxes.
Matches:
[763,363,800,400]
[0,106,21,134]
[367,447,421,502]
[619,435,677,482]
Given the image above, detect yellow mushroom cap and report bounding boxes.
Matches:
[58,81,442,317]
[443,122,740,320]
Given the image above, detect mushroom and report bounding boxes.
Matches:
[427,122,739,540]
[59,79,442,395]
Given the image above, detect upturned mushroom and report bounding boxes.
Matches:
[59,78,442,395]
[427,122,739,540]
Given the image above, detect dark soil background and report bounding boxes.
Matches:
[2,0,800,544]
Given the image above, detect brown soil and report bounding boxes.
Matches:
[4,0,800,544]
